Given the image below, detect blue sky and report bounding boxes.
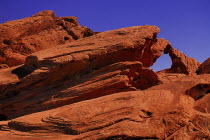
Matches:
[0,0,209,71]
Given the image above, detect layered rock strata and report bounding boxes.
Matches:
[0,11,208,140]
[0,10,94,67]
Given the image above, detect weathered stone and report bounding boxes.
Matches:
[0,64,9,69]
[0,25,163,119]
[1,74,210,139]
[0,10,94,67]
[156,72,187,84]
[0,61,160,119]
[163,45,200,75]
[0,14,207,139]
[197,57,210,74]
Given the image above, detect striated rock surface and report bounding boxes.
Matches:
[197,57,210,74]
[0,74,210,139]
[0,10,94,67]
[0,25,163,119]
[0,13,208,140]
[163,45,200,75]
[156,72,187,84]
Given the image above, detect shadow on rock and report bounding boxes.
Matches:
[11,65,37,79]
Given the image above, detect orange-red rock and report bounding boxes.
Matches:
[0,24,201,119]
[0,13,208,140]
[197,57,210,74]
[0,10,94,67]
[0,61,160,119]
[156,72,187,84]
[0,74,210,139]
[0,25,162,119]
[163,45,200,75]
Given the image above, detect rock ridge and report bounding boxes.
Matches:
[0,10,94,67]
[0,11,209,140]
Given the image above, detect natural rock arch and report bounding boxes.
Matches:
[149,53,172,72]
[147,41,200,75]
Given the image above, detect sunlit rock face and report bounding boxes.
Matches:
[0,10,94,67]
[0,11,209,140]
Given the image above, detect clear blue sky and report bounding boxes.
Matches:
[0,0,210,71]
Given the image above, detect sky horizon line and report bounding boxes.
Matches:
[0,0,209,71]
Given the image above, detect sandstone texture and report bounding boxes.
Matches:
[0,11,209,140]
[0,10,94,67]
[0,75,210,139]
[198,57,210,74]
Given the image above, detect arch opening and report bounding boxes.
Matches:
[150,53,172,72]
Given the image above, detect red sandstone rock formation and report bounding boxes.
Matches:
[0,12,208,140]
[0,10,94,67]
[0,74,210,139]
[197,57,210,74]
[0,25,163,119]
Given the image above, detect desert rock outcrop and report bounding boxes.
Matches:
[0,25,163,119]
[0,11,208,140]
[197,57,210,74]
[0,23,200,120]
[0,74,210,139]
[0,10,94,67]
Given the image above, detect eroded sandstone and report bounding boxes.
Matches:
[0,10,94,67]
[0,12,208,140]
[197,57,210,74]
[0,24,201,120]
[1,74,210,139]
